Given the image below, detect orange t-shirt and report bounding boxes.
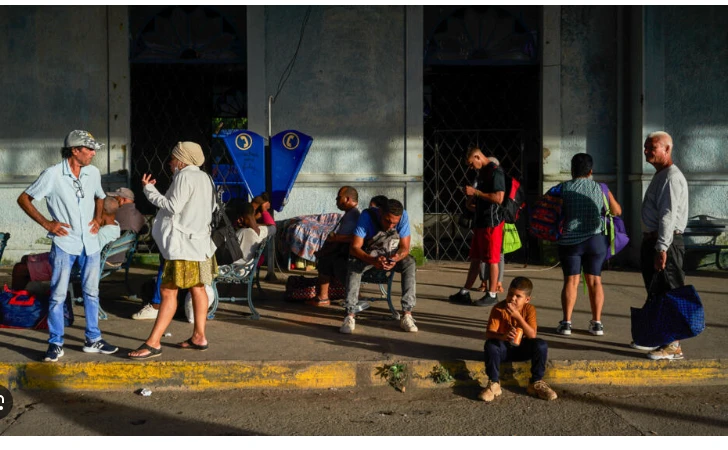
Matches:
[486,300,537,335]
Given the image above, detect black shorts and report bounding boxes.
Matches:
[317,253,348,282]
[558,234,607,276]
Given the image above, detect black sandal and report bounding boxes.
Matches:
[177,338,208,351]
[128,343,162,360]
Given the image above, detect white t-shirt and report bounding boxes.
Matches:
[234,224,277,265]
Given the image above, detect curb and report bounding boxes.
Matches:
[2,359,727,391]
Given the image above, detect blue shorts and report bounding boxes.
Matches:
[558,234,607,276]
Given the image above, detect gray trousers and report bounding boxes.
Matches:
[344,255,417,314]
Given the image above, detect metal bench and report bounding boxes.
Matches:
[683,215,728,270]
[359,268,398,320]
[208,236,270,320]
[69,230,139,319]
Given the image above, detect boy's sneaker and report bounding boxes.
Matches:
[132,304,159,320]
[448,291,471,304]
[43,344,64,362]
[400,314,418,332]
[527,380,558,401]
[340,315,355,334]
[473,293,497,307]
[647,341,684,360]
[83,339,119,355]
[477,381,502,402]
[588,320,604,336]
[630,341,659,351]
[556,321,572,336]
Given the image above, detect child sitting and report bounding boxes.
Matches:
[479,276,557,402]
[234,202,276,266]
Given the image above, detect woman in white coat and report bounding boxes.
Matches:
[128,141,217,359]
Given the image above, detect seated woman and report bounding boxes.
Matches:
[231,201,277,269]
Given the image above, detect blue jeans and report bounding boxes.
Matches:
[48,244,101,345]
[484,338,548,384]
[344,255,417,314]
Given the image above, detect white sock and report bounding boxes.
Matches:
[488,291,497,298]
[459,288,469,295]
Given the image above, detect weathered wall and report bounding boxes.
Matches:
[662,6,728,219]
[560,6,618,179]
[260,6,423,244]
[0,6,129,262]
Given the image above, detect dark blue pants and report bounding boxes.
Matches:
[150,258,164,305]
[484,338,548,384]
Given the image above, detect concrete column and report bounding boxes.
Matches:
[627,6,665,238]
[405,5,424,248]
[107,6,131,183]
[541,6,562,192]
[247,6,267,137]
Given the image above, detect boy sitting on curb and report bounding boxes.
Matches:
[479,276,558,402]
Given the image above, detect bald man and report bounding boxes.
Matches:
[636,131,690,360]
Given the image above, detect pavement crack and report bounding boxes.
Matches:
[0,401,41,435]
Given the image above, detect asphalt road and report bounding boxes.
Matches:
[1,384,727,436]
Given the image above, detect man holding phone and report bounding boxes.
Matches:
[449,147,505,307]
[339,198,418,334]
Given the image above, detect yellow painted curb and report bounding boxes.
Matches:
[1,359,726,391]
[1,361,357,391]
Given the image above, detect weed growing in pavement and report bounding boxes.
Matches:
[376,363,408,392]
[428,364,455,384]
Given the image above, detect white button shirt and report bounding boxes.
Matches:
[145,165,216,261]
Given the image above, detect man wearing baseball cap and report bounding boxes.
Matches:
[17,130,119,362]
[107,187,146,235]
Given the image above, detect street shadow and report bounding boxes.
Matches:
[18,389,264,435]
[560,388,728,431]
[214,310,483,362]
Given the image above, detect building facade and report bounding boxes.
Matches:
[1,5,726,266]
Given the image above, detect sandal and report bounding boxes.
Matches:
[128,343,162,360]
[178,338,208,351]
[306,296,331,306]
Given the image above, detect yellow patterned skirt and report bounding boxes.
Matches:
[161,256,218,289]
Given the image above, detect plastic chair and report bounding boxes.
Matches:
[208,236,270,320]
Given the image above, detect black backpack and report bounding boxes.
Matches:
[208,177,244,265]
[502,173,526,224]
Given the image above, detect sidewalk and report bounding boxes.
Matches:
[1,261,727,391]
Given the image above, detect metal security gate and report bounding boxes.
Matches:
[422,6,541,262]
[423,129,525,261]
[128,6,247,253]
[422,67,540,262]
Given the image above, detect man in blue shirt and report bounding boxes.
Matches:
[17,130,119,362]
[340,198,418,334]
[311,186,361,306]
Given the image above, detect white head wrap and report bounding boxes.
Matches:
[172,141,205,167]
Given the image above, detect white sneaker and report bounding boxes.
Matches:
[340,315,355,334]
[630,341,659,351]
[400,314,418,332]
[132,304,159,320]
